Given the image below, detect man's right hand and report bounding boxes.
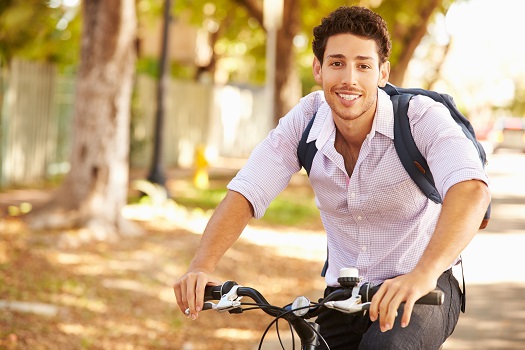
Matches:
[173,191,254,320]
[173,270,219,320]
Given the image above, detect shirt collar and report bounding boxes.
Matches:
[315,105,335,149]
[375,87,394,140]
[311,88,395,150]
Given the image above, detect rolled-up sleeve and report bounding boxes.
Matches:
[409,96,489,199]
[227,91,325,218]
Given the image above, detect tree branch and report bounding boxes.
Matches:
[232,0,263,27]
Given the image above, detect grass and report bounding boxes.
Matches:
[130,170,323,230]
[172,187,320,227]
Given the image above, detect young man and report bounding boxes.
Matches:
[174,6,490,349]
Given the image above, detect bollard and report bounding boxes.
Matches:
[193,145,209,189]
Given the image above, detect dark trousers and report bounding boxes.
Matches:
[316,270,462,350]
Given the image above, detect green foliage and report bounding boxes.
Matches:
[1,0,455,84]
[161,180,319,227]
[171,187,227,210]
[264,193,319,227]
[0,0,81,67]
[135,57,160,77]
[170,0,267,83]
[136,56,197,79]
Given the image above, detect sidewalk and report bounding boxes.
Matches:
[154,194,525,350]
[442,232,525,349]
[2,158,525,349]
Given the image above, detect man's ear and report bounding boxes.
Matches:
[312,57,323,85]
[378,61,390,87]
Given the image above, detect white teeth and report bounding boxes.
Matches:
[339,93,359,101]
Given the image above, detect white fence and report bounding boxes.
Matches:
[0,59,272,189]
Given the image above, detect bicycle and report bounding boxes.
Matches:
[186,267,444,350]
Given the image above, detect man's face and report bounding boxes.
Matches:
[313,33,390,123]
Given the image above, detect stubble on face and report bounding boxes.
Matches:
[316,33,386,125]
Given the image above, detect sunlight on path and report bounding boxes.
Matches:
[239,226,326,261]
[0,300,59,316]
[123,202,524,284]
[461,233,525,284]
[123,201,327,262]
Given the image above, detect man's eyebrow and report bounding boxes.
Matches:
[325,53,346,60]
[325,54,375,61]
[355,55,375,61]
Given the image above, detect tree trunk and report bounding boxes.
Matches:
[234,0,302,127]
[273,0,302,126]
[387,0,441,86]
[27,0,139,238]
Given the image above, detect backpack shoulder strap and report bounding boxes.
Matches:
[297,113,318,175]
[388,84,491,227]
[296,112,329,276]
[389,90,443,204]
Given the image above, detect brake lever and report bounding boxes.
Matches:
[185,284,244,316]
[325,299,371,314]
[324,286,370,314]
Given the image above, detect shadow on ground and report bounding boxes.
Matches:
[444,283,525,349]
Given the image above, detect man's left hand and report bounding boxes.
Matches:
[367,272,437,332]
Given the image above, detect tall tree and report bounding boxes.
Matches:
[375,0,448,85]
[28,0,138,237]
[230,0,453,126]
[0,0,81,66]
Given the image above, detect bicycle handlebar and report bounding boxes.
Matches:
[203,280,444,317]
[197,270,445,349]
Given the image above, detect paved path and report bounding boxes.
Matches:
[170,205,525,350]
[2,153,524,349]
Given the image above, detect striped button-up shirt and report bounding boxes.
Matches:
[228,88,489,286]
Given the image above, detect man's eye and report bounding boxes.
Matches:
[330,62,343,67]
[359,64,371,70]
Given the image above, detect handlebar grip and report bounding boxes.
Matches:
[360,284,444,305]
[204,281,238,301]
[415,289,444,305]
[204,285,222,301]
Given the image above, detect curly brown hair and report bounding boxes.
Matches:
[312,6,391,66]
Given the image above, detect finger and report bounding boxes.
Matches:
[369,285,386,322]
[174,277,191,314]
[368,296,380,321]
[376,285,400,332]
[195,276,208,314]
[186,275,199,319]
[380,295,401,332]
[173,281,187,314]
[400,297,416,328]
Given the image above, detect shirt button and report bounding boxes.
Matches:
[357,216,362,221]
[350,192,356,199]
[361,246,367,252]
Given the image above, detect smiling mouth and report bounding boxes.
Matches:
[338,93,360,101]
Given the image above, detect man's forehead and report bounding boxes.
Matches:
[324,34,379,61]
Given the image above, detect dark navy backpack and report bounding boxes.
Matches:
[297,84,491,310]
[297,83,491,227]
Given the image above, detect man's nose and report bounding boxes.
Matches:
[341,67,358,85]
